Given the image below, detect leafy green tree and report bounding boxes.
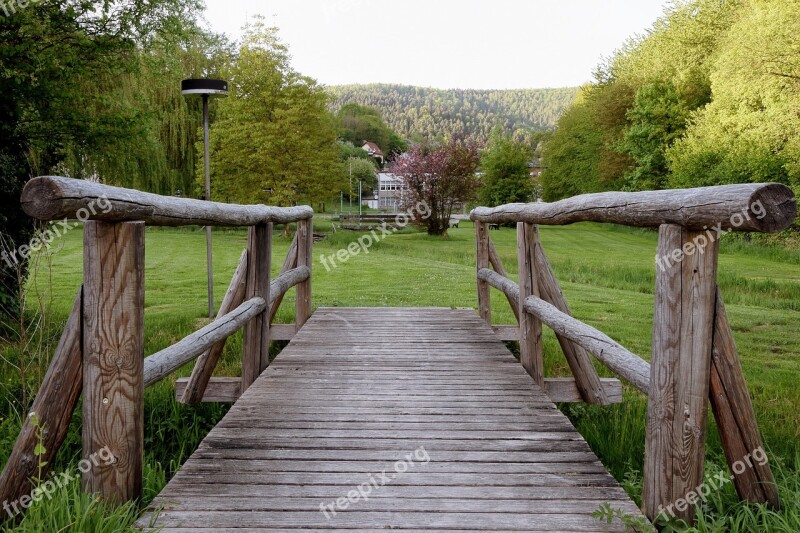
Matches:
[0,0,207,330]
[478,131,534,206]
[207,21,344,207]
[667,0,800,201]
[619,81,702,190]
[336,103,406,160]
[347,158,378,194]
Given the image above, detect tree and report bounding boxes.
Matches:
[0,0,207,331]
[207,21,344,207]
[335,103,406,161]
[347,158,378,195]
[389,141,480,236]
[478,130,534,206]
[618,81,702,190]
[667,0,800,201]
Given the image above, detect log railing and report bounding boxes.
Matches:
[0,176,313,509]
[471,183,796,525]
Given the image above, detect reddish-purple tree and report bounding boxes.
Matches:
[389,140,481,235]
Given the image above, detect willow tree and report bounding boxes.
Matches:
[207,21,344,207]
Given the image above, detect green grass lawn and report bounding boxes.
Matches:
[1,220,799,531]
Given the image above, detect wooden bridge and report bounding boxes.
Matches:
[1,176,796,530]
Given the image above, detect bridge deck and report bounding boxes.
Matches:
[141,307,644,532]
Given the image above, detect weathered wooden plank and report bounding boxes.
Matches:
[534,240,608,405]
[176,377,241,403]
[142,307,646,531]
[82,221,144,504]
[0,288,83,515]
[478,268,651,394]
[267,234,298,324]
[242,223,271,393]
[487,236,519,322]
[181,249,248,403]
[517,223,543,385]
[295,218,313,328]
[544,378,622,404]
[144,297,266,387]
[22,175,313,226]
[475,221,491,324]
[709,288,779,508]
[470,182,796,232]
[643,225,719,523]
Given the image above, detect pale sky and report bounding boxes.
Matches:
[201,0,670,90]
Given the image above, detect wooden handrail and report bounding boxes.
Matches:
[143,266,310,387]
[470,183,795,232]
[477,268,651,393]
[21,176,313,226]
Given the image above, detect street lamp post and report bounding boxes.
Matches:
[182,78,228,318]
[358,178,364,218]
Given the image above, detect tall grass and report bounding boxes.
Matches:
[1,221,798,531]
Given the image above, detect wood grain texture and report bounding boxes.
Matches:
[82,221,144,504]
[477,268,651,394]
[517,223,543,385]
[0,288,83,513]
[242,224,271,393]
[295,219,313,328]
[534,239,608,405]
[268,234,298,324]
[175,377,241,403]
[643,225,719,523]
[21,176,313,226]
[709,288,779,509]
[487,237,519,322]
[181,249,249,403]
[475,221,491,325]
[140,307,646,531]
[144,297,267,387]
[470,183,796,232]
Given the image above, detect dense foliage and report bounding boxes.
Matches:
[335,103,407,160]
[478,131,536,206]
[205,22,344,207]
[328,84,578,144]
[0,0,220,330]
[541,0,800,210]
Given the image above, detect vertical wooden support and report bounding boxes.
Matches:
[517,223,543,386]
[534,241,608,404]
[242,223,271,393]
[475,221,491,325]
[268,234,299,324]
[0,288,83,512]
[295,219,313,329]
[709,288,779,508]
[487,237,520,322]
[82,221,145,504]
[181,249,249,404]
[643,224,719,523]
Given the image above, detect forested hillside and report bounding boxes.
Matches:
[327,84,578,143]
[540,0,800,210]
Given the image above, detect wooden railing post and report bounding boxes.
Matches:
[643,224,719,523]
[82,221,145,504]
[517,223,543,386]
[242,223,272,393]
[295,219,313,329]
[475,221,491,325]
